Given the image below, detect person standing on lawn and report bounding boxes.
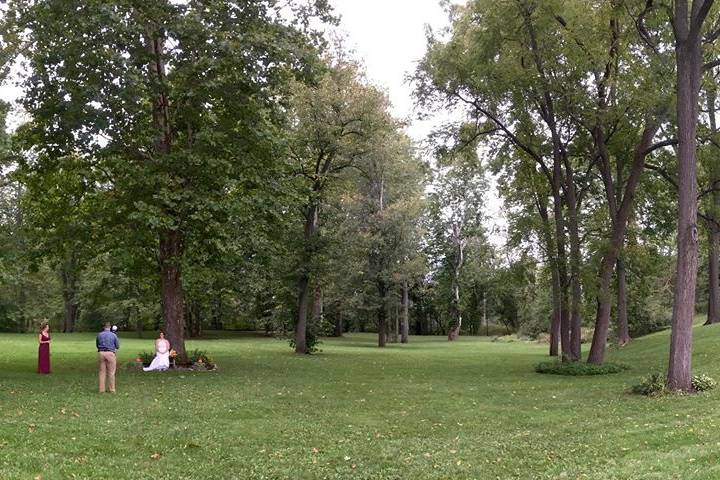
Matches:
[37,322,51,374]
[96,322,119,393]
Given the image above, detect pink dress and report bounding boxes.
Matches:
[38,334,51,374]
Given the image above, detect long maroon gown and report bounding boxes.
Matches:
[38,333,51,374]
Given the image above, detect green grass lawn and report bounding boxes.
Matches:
[1,323,720,480]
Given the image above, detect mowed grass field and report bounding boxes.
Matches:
[1,323,720,480]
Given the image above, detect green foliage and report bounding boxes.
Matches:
[135,351,155,367]
[186,349,214,367]
[288,316,330,354]
[630,373,667,396]
[691,373,717,393]
[536,361,629,376]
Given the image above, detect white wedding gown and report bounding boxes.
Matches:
[143,340,170,371]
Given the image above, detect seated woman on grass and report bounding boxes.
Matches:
[143,332,171,372]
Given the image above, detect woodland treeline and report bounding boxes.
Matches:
[0,0,719,391]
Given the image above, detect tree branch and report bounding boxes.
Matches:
[642,138,678,155]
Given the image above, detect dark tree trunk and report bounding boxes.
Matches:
[144,24,188,362]
[448,223,465,341]
[616,257,630,345]
[134,305,143,338]
[565,171,582,362]
[401,281,409,343]
[587,124,658,364]
[708,225,720,324]
[519,2,571,360]
[377,280,388,347]
[706,86,720,325]
[333,310,344,337]
[537,195,561,356]
[616,129,630,346]
[552,168,571,360]
[188,301,202,338]
[668,4,707,390]
[160,229,186,361]
[60,253,79,333]
[295,202,319,354]
[391,301,399,343]
[295,273,310,353]
[312,284,323,326]
[212,296,223,330]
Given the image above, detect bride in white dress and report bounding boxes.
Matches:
[143,332,171,372]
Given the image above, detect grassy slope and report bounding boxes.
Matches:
[1,323,719,480]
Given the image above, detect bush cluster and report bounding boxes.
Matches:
[630,373,666,396]
[630,372,717,396]
[691,373,717,392]
[187,349,213,366]
[535,361,629,376]
[136,351,155,367]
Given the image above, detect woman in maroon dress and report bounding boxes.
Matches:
[38,323,51,374]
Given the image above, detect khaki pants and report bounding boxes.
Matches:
[98,351,117,393]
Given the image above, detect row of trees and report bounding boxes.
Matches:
[0,1,501,360]
[415,0,720,391]
[2,0,719,394]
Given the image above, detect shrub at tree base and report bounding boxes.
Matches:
[535,361,629,376]
[631,373,717,396]
[692,374,718,392]
[289,333,322,354]
[630,373,666,396]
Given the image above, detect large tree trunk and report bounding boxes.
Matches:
[616,257,630,345]
[565,171,582,362]
[587,124,658,364]
[160,229,186,361]
[520,1,571,360]
[295,202,319,354]
[667,2,707,392]
[144,24,187,362]
[401,281,409,343]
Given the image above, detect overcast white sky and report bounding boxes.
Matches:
[329,0,507,247]
[328,0,449,142]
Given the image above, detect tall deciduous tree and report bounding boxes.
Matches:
[286,59,393,353]
[9,0,330,360]
[667,0,716,392]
